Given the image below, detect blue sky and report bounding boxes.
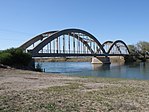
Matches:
[0,0,149,50]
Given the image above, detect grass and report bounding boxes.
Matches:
[1,82,143,111]
[47,82,84,92]
[1,72,149,111]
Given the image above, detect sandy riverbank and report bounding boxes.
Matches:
[1,68,149,111]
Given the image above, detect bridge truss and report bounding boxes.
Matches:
[20,28,130,57]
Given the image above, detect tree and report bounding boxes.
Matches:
[136,41,149,53]
[128,45,138,55]
[128,41,149,62]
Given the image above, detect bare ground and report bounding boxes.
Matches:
[1,68,149,112]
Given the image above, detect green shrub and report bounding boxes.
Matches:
[0,48,32,67]
[0,52,13,65]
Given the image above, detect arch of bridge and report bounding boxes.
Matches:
[29,28,106,54]
[102,41,122,54]
[20,28,130,55]
[107,40,130,54]
[20,31,58,50]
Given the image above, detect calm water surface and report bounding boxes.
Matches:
[38,62,149,80]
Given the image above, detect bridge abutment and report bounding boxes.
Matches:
[109,56,125,63]
[91,56,127,64]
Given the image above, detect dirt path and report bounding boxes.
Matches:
[0,68,80,91]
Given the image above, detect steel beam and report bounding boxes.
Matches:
[30,52,129,57]
[63,35,65,53]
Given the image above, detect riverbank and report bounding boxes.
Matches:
[1,68,149,111]
[34,57,149,63]
[35,57,91,62]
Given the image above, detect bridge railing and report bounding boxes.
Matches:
[39,49,96,54]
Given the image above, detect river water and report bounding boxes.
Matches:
[38,62,149,80]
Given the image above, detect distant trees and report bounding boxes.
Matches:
[128,44,137,55]
[128,41,149,61]
[136,41,149,55]
[128,41,149,54]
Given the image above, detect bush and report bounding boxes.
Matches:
[0,48,32,67]
[0,52,13,65]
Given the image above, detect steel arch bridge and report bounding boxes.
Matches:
[20,28,130,57]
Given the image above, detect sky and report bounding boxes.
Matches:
[0,0,149,50]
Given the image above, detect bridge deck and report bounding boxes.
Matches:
[31,53,129,57]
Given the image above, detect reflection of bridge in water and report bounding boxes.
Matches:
[20,28,130,64]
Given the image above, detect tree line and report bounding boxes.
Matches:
[128,41,149,61]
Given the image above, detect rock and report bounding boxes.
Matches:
[0,64,11,69]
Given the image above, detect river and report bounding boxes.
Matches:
[37,62,149,80]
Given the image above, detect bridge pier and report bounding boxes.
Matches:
[91,56,111,64]
[92,56,134,64]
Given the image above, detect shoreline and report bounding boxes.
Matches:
[34,57,92,62]
[34,57,126,63]
[34,57,149,63]
[1,68,149,111]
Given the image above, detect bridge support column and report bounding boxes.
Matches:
[91,56,111,64]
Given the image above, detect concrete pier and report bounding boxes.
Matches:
[91,56,111,64]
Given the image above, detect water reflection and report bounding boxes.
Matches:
[92,64,110,71]
[125,62,140,68]
[140,62,149,75]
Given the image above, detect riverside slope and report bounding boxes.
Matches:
[0,68,149,111]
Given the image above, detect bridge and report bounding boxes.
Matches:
[20,28,130,64]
